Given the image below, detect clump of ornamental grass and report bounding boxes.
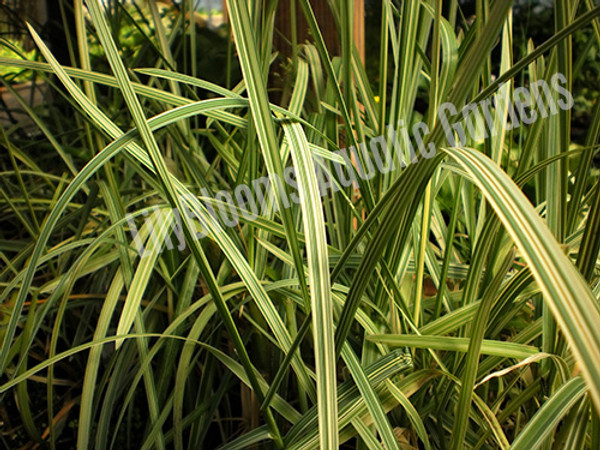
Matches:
[1,1,600,449]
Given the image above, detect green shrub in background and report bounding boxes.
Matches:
[0,42,37,82]
[1,0,600,449]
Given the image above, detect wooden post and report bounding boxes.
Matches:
[353,0,365,64]
[273,0,365,61]
[274,0,339,59]
[222,0,365,62]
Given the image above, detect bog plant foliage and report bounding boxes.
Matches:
[1,0,600,449]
